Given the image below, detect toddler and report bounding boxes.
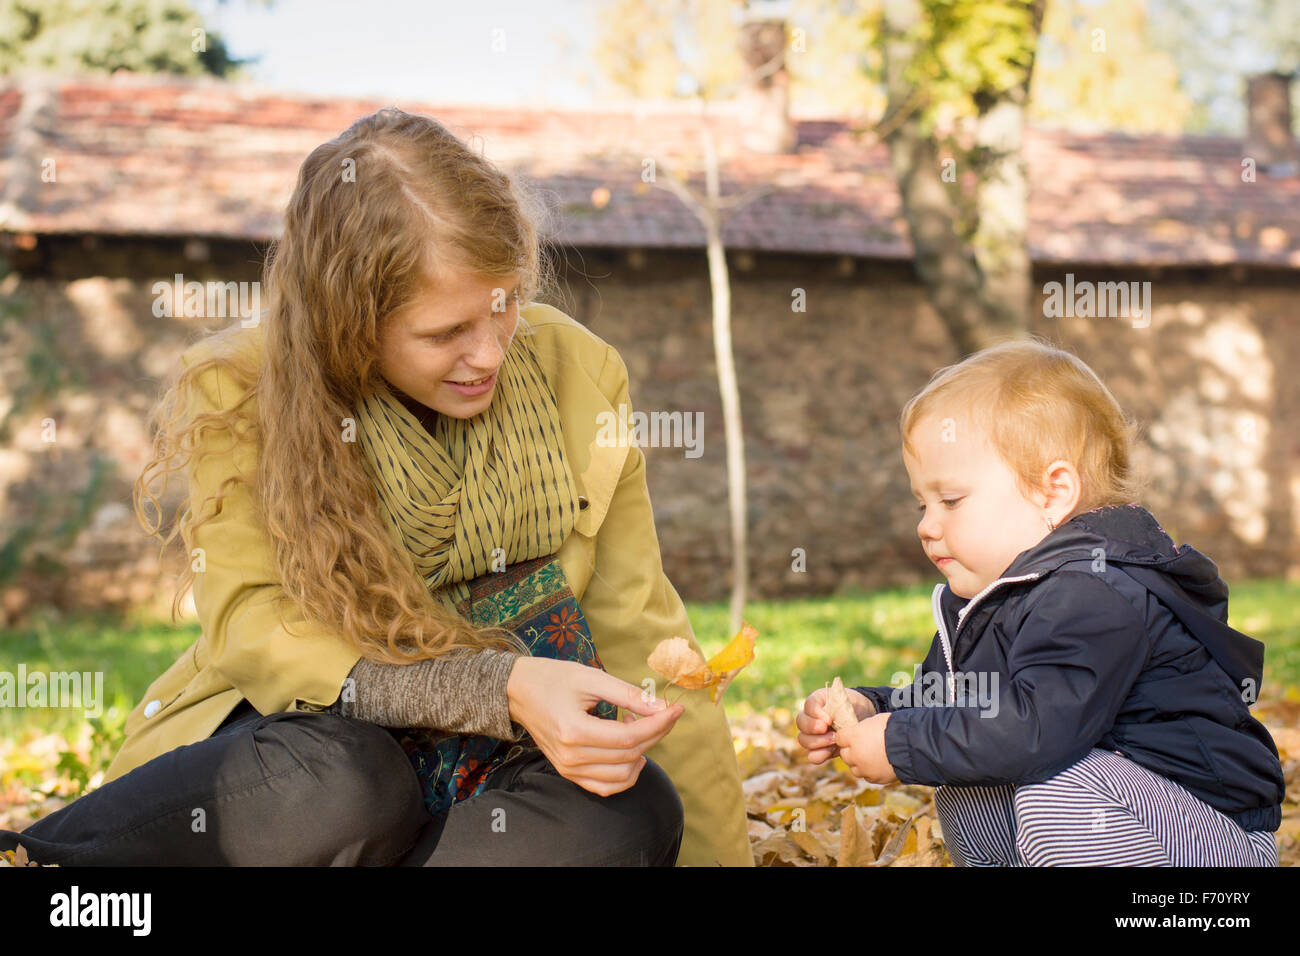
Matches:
[797,339,1284,866]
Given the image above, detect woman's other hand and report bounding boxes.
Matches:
[505,656,684,796]
[795,686,876,764]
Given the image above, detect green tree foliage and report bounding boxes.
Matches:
[873,0,1042,137]
[1030,0,1195,133]
[0,0,250,77]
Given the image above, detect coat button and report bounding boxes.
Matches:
[578,495,589,510]
[144,699,162,718]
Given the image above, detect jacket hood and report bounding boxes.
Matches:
[999,503,1230,621]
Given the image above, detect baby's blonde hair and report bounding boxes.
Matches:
[900,337,1146,520]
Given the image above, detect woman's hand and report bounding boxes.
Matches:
[795,685,876,764]
[505,656,685,797]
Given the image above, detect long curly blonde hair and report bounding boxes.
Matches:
[135,107,558,665]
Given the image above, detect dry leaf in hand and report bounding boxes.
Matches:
[646,637,714,688]
[647,622,758,704]
[705,622,757,703]
[826,676,858,732]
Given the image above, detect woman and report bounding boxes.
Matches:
[1,108,752,866]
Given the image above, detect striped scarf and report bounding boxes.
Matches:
[353,329,579,615]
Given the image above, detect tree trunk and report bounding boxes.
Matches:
[879,0,1045,356]
[700,126,748,634]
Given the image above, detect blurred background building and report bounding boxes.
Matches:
[1,0,1298,621]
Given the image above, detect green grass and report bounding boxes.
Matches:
[690,583,940,722]
[3,580,1298,750]
[693,578,1300,725]
[0,607,200,743]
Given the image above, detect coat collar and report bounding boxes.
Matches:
[934,504,1228,643]
[1001,504,1227,615]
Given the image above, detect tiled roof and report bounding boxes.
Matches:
[1,71,1298,268]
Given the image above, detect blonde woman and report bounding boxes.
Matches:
[2,108,752,866]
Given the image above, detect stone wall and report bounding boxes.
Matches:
[567,252,1300,603]
[1,237,1297,623]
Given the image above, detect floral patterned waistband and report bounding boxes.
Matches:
[389,552,618,817]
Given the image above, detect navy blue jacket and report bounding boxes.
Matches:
[853,504,1285,832]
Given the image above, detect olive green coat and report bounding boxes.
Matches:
[104,303,753,866]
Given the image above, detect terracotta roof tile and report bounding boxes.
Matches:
[1,72,1297,267]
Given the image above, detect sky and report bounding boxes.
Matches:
[192,0,1279,132]
[196,0,605,107]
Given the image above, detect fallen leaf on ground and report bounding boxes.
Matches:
[0,843,54,867]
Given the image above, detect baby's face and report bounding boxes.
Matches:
[904,412,1054,600]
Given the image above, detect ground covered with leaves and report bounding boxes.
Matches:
[731,699,1300,866]
[3,698,1297,867]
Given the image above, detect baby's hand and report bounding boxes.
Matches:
[836,713,900,785]
[795,686,876,764]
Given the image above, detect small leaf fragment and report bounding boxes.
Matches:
[826,676,859,732]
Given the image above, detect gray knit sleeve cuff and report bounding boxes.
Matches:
[326,648,529,742]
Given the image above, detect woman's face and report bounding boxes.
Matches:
[376,265,521,421]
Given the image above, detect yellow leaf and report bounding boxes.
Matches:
[646,621,758,704]
[802,800,832,826]
[853,787,884,807]
[707,622,758,703]
[706,622,757,673]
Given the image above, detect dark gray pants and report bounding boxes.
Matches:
[0,700,684,866]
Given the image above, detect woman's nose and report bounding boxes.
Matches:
[466,318,509,368]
